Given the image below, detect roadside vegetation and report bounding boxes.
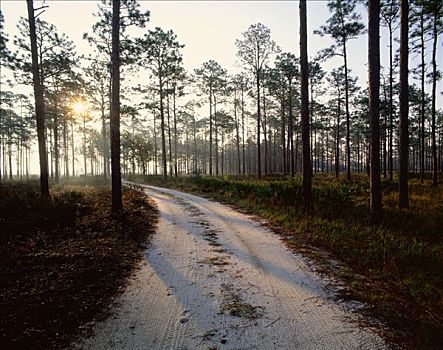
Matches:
[0,179,157,349]
[131,174,443,349]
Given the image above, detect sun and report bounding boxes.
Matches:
[72,101,87,114]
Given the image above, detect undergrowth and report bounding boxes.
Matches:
[0,181,157,349]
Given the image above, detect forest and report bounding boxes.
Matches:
[0,0,442,349]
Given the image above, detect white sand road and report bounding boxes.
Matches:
[77,184,387,350]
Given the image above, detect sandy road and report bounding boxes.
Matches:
[79,184,386,350]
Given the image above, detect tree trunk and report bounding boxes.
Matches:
[209,88,213,175]
[398,0,409,208]
[335,88,341,178]
[369,0,382,222]
[420,13,425,184]
[53,94,59,182]
[27,0,49,196]
[300,0,312,213]
[71,122,75,176]
[214,97,219,176]
[101,92,108,179]
[83,116,87,175]
[241,84,246,174]
[166,90,173,178]
[63,119,69,177]
[262,82,268,176]
[159,74,167,178]
[388,22,394,181]
[431,9,439,186]
[343,40,351,181]
[289,82,295,177]
[281,101,286,174]
[234,90,241,174]
[256,71,262,178]
[110,0,122,214]
[173,89,178,177]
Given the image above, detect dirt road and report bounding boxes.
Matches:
[79,184,386,349]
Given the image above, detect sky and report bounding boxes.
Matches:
[1,0,442,174]
[1,1,441,103]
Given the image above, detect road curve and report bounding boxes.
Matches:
[79,184,386,350]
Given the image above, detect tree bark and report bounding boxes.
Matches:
[388,22,394,181]
[431,9,439,186]
[27,0,49,197]
[398,0,409,208]
[300,0,312,213]
[110,0,122,214]
[256,71,262,178]
[420,13,425,184]
[369,0,382,222]
[343,40,351,181]
[159,73,167,178]
[209,88,213,175]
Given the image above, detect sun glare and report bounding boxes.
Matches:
[72,101,87,114]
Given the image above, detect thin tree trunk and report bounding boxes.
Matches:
[166,90,173,178]
[241,84,246,174]
[256,70,262,178]
[431,9,439,186]
[71,122,75,176]
[335,89,341,178]
[54,92,59,182]
[300,0,312,213]
[159,73,167,178]
[389,23,394,181]
[101,92,108,179]
[281,101,286,174]
[289,83,295,177]
[420,13,425,183]
[234,90,241,174]
[214,97,219,176]
[209,88,213,175]
[398,0,409,208]
[173,89,178,177]
[27,0,49,196]
[343,39,351,181]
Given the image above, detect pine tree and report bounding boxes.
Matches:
[236,23,278,178]
[381,0,399,181]
[194,60,227,175]
[315,0,365,181]
[275,53,299,177]
[138,28,184,178]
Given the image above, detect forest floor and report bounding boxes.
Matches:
[0,178,158,350]
[130,174,443,350]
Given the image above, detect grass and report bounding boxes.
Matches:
[0,180,158,349]
[130,173,443,349]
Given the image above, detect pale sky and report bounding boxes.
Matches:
[1,0,441,105]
